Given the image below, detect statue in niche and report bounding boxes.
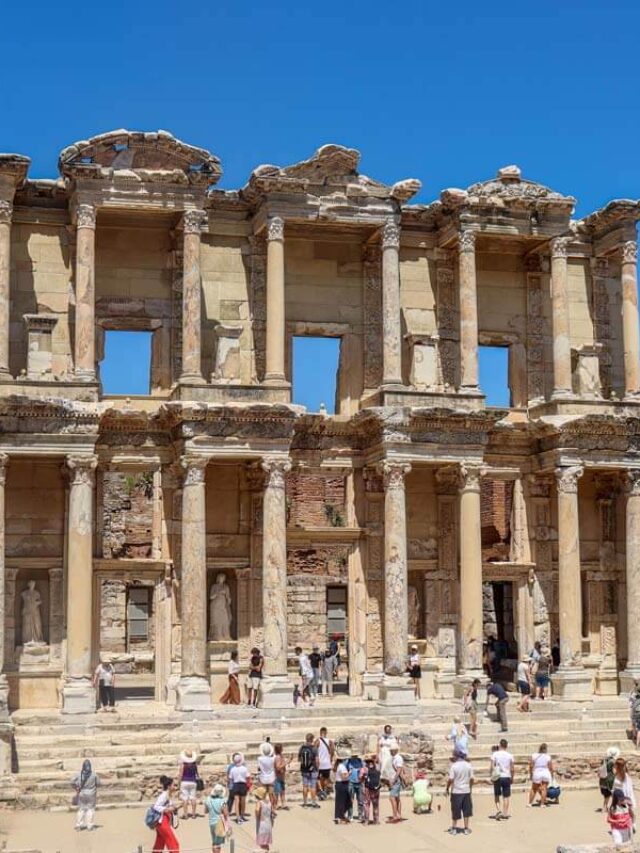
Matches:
[408,585,420,637]
[208,573,232,641]
[21,580,44,645]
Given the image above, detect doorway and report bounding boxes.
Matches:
[326,585,348,694]
[484,581,518,676]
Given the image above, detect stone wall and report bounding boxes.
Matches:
[481,478,513,558]
[99,578,155,668]
[102,470,154,559]
[6,461,64,558]
[287,471,346,528]
[286,545,349,648]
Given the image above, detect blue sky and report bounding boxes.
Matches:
[1,0,637,403]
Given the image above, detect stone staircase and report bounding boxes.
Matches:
[5,695,638,809]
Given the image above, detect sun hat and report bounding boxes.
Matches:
[212,783,225,797]
[411,644,418,650]
[260,742,274,757]
[254,786,267,800]
[607,746,621,760]
[180,749,197,763]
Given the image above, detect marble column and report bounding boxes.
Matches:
[264,216,286,384]
[621,470,640,690]
[381,220,403,386]
[458,229,479,391]
[381,461,411,674]
[0,454,8,715]
[180,210,206,383]
[621,241,639,398]
[176,456,211,710]
[458,463,484,676]
[62,455,97,714]
[550,237,573,397]
[74,204,97,381]
[0,203,13,379]
[261,458,291,676]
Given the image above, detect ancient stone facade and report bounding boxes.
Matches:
[0,131,638,713]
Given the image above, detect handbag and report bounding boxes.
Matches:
[196,778,205,792]
[215,815,230,838]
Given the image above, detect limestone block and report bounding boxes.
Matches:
[406,333,439,389]
[572,344,603,397]
[211,324,242,384]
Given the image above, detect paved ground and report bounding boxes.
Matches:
[0,789,617,853]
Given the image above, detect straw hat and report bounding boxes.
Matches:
[254,786,267,800]
[212,783,225,797]
[260,742,274,757]
[180,748,197,764]
[607,746,621,760]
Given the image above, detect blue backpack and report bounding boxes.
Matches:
[144,806,161,829]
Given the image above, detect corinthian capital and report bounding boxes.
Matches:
[459,229,476,253]
[0,200,12,225]
[66,455,98,486]
[458,462,484,493]
[379,460,411,490]
[267,216,285,243]
[626,469,640,497]
[261,457,291,489]
[622,240,638,265]
[182,209,206,235]
[555,465,584,494]
[75,204,96,230]
[550,236,571,260]
[181,455,209,486]
[381,220,400,251]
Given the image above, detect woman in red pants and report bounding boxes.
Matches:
[152,775,180,852]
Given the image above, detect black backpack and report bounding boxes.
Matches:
[365,767,381,791]
[299,745,315,772]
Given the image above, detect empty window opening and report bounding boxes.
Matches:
[100,331,152,395]
[127,586,151,643]
[292,336,340,414]
[479,345,511,407]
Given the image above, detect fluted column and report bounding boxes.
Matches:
[74,204,97,381]
[621,471,640,688]
[180,210,206,383]
[261,458,291,677]
[550,237,573,397]
[265,216,286,384]
[0,454,8,715]
[621,241,639,398]
[62,455,97,713]
[0,203,13,379]
[176,456,211,710]
[381,220,403,386]
[381,461,411,674]
[458,229,479,391]
[458,463,484,675]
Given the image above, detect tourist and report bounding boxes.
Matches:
[528,742,554,807]
[309,645,322,699]
[529,641,542,667]
[387,743,405,823]
[485,679,509,731]
[446,716,469,756]
[606,788,633,845]
[295,646,314,705]
[247,648,263,708]
[598,746,620,811]
[446,750,475,836]
[534,647,552,699]
[273,743,292,811]
[257,742,276,808]
[516,655,531,712]
[463,678,481,738]
[93,660,115,712]
[220,651,241,705]
[204,783,230,853]
[315,726,335,800]
[378,724,398,785]
[227,752,249,824]
[334,756,352,824]
[408,644,422,698]
[629,680,640,748]
[71,759,99,831]
[177,748,200,820]
[254,786,274,852]
[151,775,180,852]
[298,732,320,808]
[329,635,341,676]
[362,754,381,825]
[551,638,561,669]
[612,758,636,825]
[321,646,335,698]
[346,747,365,821]
[412,769,432,814]
[546,779,561,804]
[490,738,514,820]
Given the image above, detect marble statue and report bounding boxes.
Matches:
[408,585,420,637]
[208,573,232,641]
[21,580,44,644]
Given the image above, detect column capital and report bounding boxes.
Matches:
[180,455,209,486]
[622,240,638,264]
[0,200,12,225]
[75,203,96,230]
[626,469,640,496]
[555,465,584,494]
[48,566,63,579]
[458,462,485,492]
[182,209,206,235]
[379,459,411,490]
[550,236,571,260]
[0,452,8,485]
[267,215,285,243]
[261,457,291,489]
[458,228,476,253]
[66,455,98,486]
[381,219,400,251]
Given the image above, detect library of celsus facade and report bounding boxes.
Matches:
[0,129,638,714]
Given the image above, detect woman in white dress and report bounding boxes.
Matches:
[377,725,398,785]
[612,757,636,826]
[528,742,554,806]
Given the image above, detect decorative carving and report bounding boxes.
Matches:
[267,216,284,243]
[75,203,96,229]
[381,220,400,251]
[208,572,232,641]
[363,243,383,388]
[459,462,484,492]
[261,458,291,489]
[626,470,640,496]
[66,455,98,486]
[550,236,570,260]
[555,465,584,494]
[623,241,638,264]
[21,581,44,645]
[445,167,576,213]
[182,209,206,234]
[0,452,8,486]
[459,229,475,253]
[0,200,12,225]
[591,257,612,397]
[408,585,420,637]
[181,456,208,486]
[526,261,545,401]
[379,460,411,490]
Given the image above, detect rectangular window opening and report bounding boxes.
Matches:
[292,336,340,414]
[326,585,347,640]
[127,586,151,643]
[100,330,152,396]
[479,345,511,407]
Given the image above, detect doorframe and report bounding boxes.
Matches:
[482,562,535,660]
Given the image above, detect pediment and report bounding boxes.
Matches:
[441,165,575,213]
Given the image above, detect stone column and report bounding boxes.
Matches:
[550,237,573,397]
[180,210,206,383]
[0,454,8,715]
[458,463,484,677]
[381,220,403,386]
[0,203,13,379]
[176,456,211,710]
[74,204,97,381]
[380,461,411,674]
[458,229,479,391]
[264,216,286,384]
[62,455,97,714]
[621,241,639,398]
[621,470,640,690]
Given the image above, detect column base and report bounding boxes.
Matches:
[619,667,640,694]
[550,667,593,699]
[263,376,290,388]
[595,667,620,696]
[550,389,574,401]
[73,370,97,383]
[259,675,293,709]
[175,676,212,711]
[0,370,12,382]
[378,675,415,706]
[61,677,95,714]
[178,373,206,385]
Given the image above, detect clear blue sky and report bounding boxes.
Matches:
[2,1,637,403]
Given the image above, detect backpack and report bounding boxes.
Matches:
[299,745,315,772]
[599,759,610,781]
[365,767,381,791]
[144,806,162,829]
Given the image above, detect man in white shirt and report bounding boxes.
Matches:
[490,738,514,820]
[388,745,405,822]
[315,727,335,800]
[445,750,475,835]
[295,646,315,705]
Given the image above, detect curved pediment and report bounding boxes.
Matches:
[441,165,575,213]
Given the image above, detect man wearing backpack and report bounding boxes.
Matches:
[363,755,381,825]
[298,733,320,808]
[346,748,365,822]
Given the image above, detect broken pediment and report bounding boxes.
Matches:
[440,165,575,214]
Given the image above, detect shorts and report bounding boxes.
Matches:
[536,674,550,688]
[318,768,331,780]
[248,676,261,690]
[517,680,530,695]
[180,781,197,802]
[229,782,247,799]
[599,785,613,798]
[410,666,422,679]
[389,780,402,797]
[302,770,318,788]
[493,777,512,798]
[274,778,285,795]
[451,792,473,820]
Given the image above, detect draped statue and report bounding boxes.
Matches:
[208,573,232,641]
[21,580,44,644]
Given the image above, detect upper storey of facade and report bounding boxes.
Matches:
[0,128,638,419]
